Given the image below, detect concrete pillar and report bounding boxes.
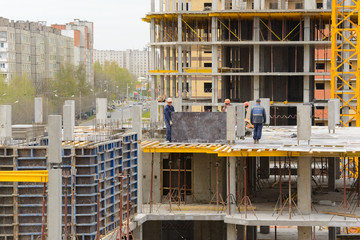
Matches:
[328,99,340,133]
[298,226,312,240]
[246,226,257,240]
[173,98,182,112]
[134,225,143,240]
[227,224,237,240]
[177,15,183,99]
[304,0,315,9]
[328,227,336,240]
[328,157,336,191]
[226,106,236,143]
[0,105,12,141]
[48,115,62,164]
[96,98,107,122]
[47,115,62,240]
[260,98,270,125]
[150,18,156,101]
[212,0,218,10]
[63,105,74,141]
[64,100,75,128]
[253,17,260,100]
[238,158,245,200]
[48,168,62,240]
[297,157,312,214]
[166,0,170,11]
[151,0,155,12]
[172,47,177,97]
[297,105,312,143]
[132,105,143,140]
[166,47,171,98]
[159,0,163,11]
[227,157,236,214]
[237,103,245,138]
[254,0,261,9]
[303,16,311,103]
[212,16,218,106]
[34,97,43,124]
[150,101,158,129]
[221,0,226,10]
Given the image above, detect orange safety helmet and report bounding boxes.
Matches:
[224,99,231,104]
[244,102,249,107]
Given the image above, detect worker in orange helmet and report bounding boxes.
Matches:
[222,99,231,112]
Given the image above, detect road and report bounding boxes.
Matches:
[79,105,133,126]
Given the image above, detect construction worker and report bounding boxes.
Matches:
[250,99,266,144]
[164,98,175,142]
[222,99,231,112]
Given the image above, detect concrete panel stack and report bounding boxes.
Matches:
[227,106,236,144]
[236,104,245,138]
[297,104,312,144]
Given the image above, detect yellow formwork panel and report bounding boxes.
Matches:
[0,170,49,183]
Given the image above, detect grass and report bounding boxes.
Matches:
[142,111,150,119]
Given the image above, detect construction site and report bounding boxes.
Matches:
[0,0,360,240]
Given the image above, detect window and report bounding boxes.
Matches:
[316,83,325,90]
[317,2,323,8]
[204,62,212,67]
[316,106,325,110]
[315,122,325,126]
[204,50,212,54]
[204,82,212,93]
[316,63,325,69]
[204,2,212,10]
[0,63,5,68]
[0,43,4,48]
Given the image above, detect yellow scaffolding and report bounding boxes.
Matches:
[0,170,49,183]
[331,0,360,127]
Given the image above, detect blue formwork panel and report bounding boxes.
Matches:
[0,132,138,240]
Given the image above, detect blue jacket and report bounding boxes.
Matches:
[164,104,175,123]
[250,104,266,124]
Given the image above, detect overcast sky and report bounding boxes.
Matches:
[1,0,150,50]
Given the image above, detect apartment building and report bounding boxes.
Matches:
[94,49,149,78]
[0,17,74,85]
[52,19,94,86]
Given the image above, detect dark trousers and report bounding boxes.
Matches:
[165,121,171,141]
[253,123,263,140]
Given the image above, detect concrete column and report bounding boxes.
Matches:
[177,15,183,99]
[226,106,236,143]
[221,0,226,10]
[254,0,261,9]
[47,115,62,240]
[132,105,143,140]
[172,47,177,97]
[298,226,312,240]
[253,17,260,100]
[96,98,107,122]
[328,157,336,191]
[237,104,245,138]
[260,226,270,234]
[48,168,62,240]
[227,157,236,214]
[303,16,311,103]
[166,47,171,98]
[151,0,155,12]
[212,0,218,10]
[160,46,165,98]
[0,105,12,141]
[297,157,312,214]
[227,224,237,240]
[64,100,75,128]
[260,158,270,179]
[297,105,312,143]
[159,0,163,11]
[304,0,315,9]
[328,227,336,240]
[150,19,156,101]
[172,0,176,11]
[150,101,158,129]
[134,225,143,240]
[173,98,182,112]
[166,0,170,11]
[246,226,257,240]
[260,98,270,125]
[34,97,43,124]
[48,115,62,164]
[212,16,218,106]
[63,105,74,141]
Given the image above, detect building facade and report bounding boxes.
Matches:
[0,17,74,86]
[93,49,149,78]
[52,19,94,86]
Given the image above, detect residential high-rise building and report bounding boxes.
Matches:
[0,17,74,86]
[52,19,94,86]
[93,49,149,78]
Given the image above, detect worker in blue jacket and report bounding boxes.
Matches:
[250,99,266,144]
[164,98,175,142]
